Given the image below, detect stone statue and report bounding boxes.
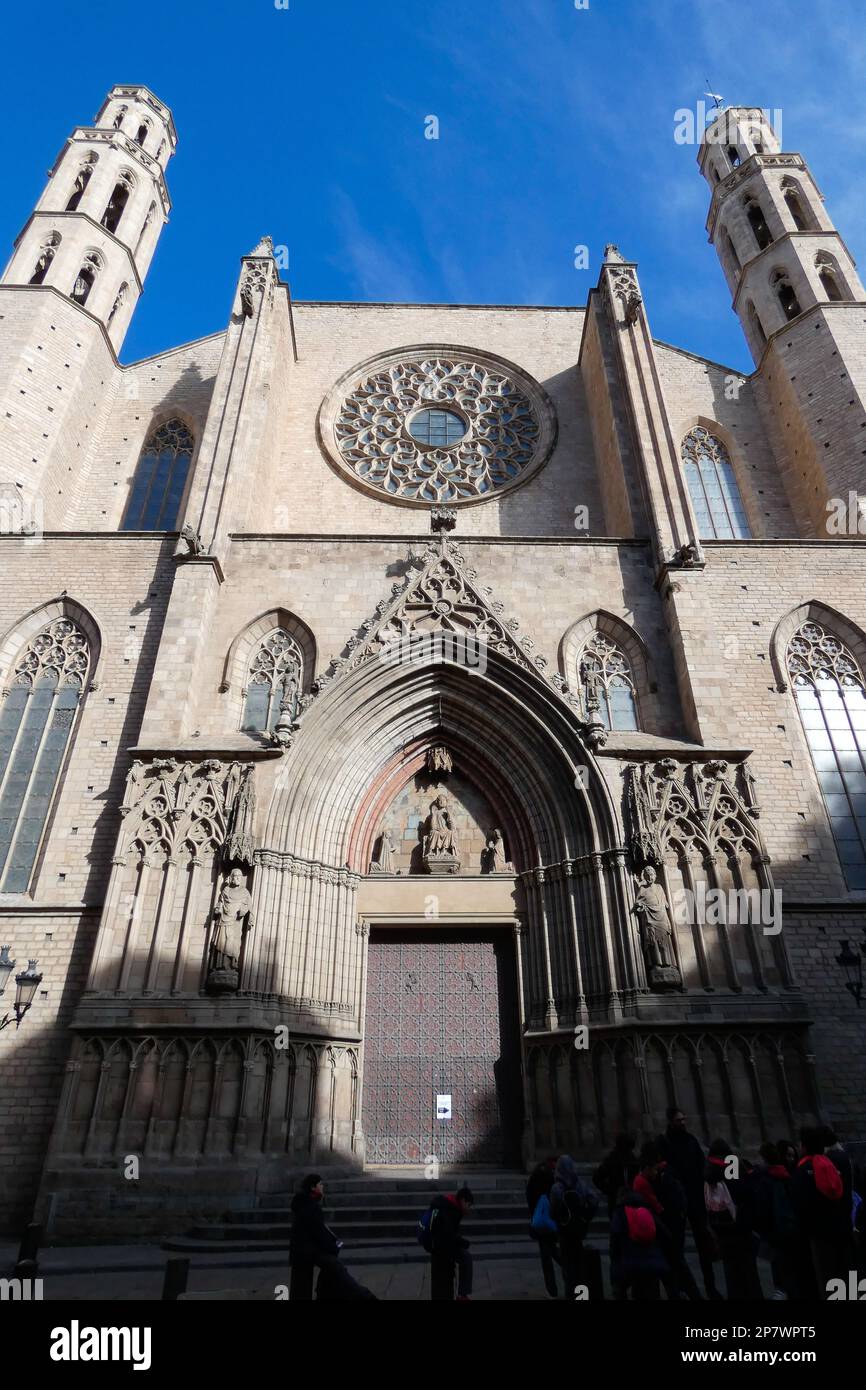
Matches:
[486,828,509,873]
[425,795,457,856]
[208,868,253,990]
[631,865,680,989]
[426,746,453,778]
[173,761,193,814]
[178,523,204,556]
[422,794,460,875]
[370,829,397,874]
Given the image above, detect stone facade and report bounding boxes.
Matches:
[0,91,865,1237]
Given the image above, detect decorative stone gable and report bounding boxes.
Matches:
[296,534,605,748]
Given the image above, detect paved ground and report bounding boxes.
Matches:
[0,1237,776,1301]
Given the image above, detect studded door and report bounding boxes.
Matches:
[362,930,522,1165]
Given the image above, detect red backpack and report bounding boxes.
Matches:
[810,1154,844,1201]
[625,1205,656,1244]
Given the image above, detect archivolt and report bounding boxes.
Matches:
[263,645,621,872]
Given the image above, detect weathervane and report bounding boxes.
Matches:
[704,82,724,112]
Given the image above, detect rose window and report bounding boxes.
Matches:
[318,348,556,505]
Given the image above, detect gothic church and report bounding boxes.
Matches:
[1,86,865,1236]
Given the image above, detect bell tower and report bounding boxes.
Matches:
[1,84,175,351]
[700,105,866,535]
[0,86,176,523]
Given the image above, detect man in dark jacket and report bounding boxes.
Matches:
[657,1106,720,1298]
[289,1173,342,1300]
[429,1186,474,1300]
[593,1134,639,1218]
[641,1143,703,1301]
[754,1141,813,1300]
[792,1127,856,1297]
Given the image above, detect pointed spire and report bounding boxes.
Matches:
[247,234,274,258]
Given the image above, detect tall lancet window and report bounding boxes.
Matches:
[122,418,195,531]
[241,630,303,733]
[788,621,866,890]
[0,619,90,892]
[578,632,638,731]
[682,427,751,539]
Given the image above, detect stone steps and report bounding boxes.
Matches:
[163,1166,604,1259]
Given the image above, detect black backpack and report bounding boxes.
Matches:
[552,1179,598,1236]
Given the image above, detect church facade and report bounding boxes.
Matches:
[1,86,865,1237]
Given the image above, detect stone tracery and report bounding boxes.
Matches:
[321,350,555,504]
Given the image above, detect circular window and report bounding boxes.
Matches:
[318,346,557,506]
[407,407,467,449]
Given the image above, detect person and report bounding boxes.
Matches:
[792,1126,856,1298]
[289,1174,343,1300]
[549,1154,599,1297]
[429,1185,474,1300]
[776,1138,798,1175]
[753,1141,812,1300]
[641,1142,703,1301]
[593,1134,639,1217]
[703,1140,763,1301]
[526,1158,561,1298]
[609,1187,669,1300]
[658,1106,721,1298]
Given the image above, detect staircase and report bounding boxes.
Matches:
[164,1167,608,1262]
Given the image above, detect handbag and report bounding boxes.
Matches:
[530,1193,558,1236]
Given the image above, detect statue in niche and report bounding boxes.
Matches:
[208,867,254,992]
[631,865,681,990]
[173,762,193,815]
[422,794,460,875]
[370,829,398,874]
[485,828,511,874]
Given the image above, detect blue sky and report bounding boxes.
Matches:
[2,0,865,372]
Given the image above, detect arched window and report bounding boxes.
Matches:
[783,183,813,232]
[122,418,195,531]
[578,632,638,731]
[0,618,90,892]
[112,106,127,131]
[135,122,150,148]
[29,234,60,286]
[682,426,751,539]
[241,630,303,733]
[816,255,845,302]
[65,159,96,212]
[726,145,741,168]
[70,252,101,306]
[722,229,740,275]
[747,301,767,351]
[101,174,134,235]
[787,621,866,889]
[108,283,128,328]
[771,268,801,321]
[135,202,156,257]
[745,198,772,251]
